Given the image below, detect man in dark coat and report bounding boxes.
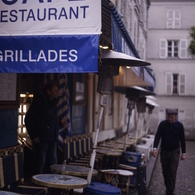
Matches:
[152,109,186,195]
[25,80,66,174]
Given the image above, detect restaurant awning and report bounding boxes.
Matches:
[106,1,156,87]
[0,0,101,73]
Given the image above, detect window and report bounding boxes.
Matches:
[178,110,185,122]
[173,74,178,94]
[167,9,181,29]
[168,40,179,57]
[166,73,186,95]
[159,39,187,59]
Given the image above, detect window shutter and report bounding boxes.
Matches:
[166,73,173,95]
[159,39,167,58]
[174,9,181,28]
[167,10,173,28]
[179,73,186,95]
[180,39,187,59]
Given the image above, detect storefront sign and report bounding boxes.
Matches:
[0,0,101,73]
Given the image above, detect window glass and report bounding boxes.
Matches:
[167,40,179,57]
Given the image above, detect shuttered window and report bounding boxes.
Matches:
[159,39,187,59]
[165,73,186,95]
[167,9,181,29]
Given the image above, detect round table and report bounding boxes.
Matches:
[32,174,88,190]
[96,149,122,169]
[99,169,133,195]
[0,191,20,195]
[96,149,122,156]
[50,164,98,178]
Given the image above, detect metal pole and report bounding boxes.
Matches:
[146,114,151,135]
[124,108,131,151]
[87,95,107,184]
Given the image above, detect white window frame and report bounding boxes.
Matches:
[165,73,186,95]
[167,40,179,58]
[167,9,181,29]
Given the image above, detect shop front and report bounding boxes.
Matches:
[0,0,155,151]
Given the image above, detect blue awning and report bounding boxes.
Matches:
[109,2,156,87]
[0,35,99,73]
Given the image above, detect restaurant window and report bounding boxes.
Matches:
[166,73,186,95]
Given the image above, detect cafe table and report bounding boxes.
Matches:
[96,148,122,169]
[32,174,88,195]
[100,143,125,149]
[50,164,98,178]
[0,191,20,195]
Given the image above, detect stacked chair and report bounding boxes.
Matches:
[63,134,103,169]
[0,145,47,195]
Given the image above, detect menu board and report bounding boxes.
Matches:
[0,73,17,101]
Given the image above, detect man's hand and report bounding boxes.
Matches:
[181,153,186,160]
[152,149,157,158]
[33,137,40,144]
[60,119,67,127]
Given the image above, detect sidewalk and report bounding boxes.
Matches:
[148,141,195,195]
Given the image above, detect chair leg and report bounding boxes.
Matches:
[126,176,130,195]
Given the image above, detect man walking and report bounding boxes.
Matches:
[152,109,186,195]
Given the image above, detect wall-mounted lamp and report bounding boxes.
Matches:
[100,45,109,49]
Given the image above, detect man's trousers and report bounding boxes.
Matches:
[160,148,180,195]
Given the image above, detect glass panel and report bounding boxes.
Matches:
[23,127,26,134]
[18,115,22,126]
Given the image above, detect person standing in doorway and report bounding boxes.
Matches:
[25,80,67,174]
[152,109,186,195]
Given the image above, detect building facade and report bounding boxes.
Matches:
[0,0,155,149]
[147,0,195,139]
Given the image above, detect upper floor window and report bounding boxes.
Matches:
[168,40,179,57]
[166,73,186,95]
[159,39,187,59]
[167,9,181,29]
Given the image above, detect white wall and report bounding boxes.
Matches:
[147,0,195,140]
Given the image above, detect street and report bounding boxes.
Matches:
[148,141,195,195]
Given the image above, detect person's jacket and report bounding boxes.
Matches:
[25,89,59,143]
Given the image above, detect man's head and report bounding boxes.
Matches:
[45,80,59,100]
[167,109,177,123]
